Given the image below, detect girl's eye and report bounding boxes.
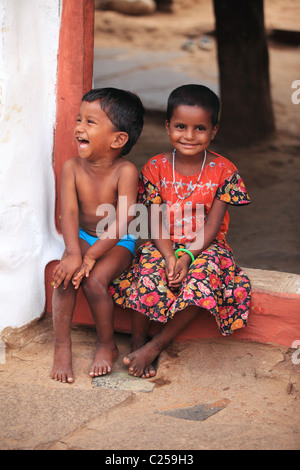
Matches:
[87,120,96,124]
[175,124,185,129]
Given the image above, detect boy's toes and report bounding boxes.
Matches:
[51,370,74,383]
[89,362,112,377]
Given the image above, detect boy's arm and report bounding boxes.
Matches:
[53,159,82,289]
[60,159,81,254]
[72,162,139,288]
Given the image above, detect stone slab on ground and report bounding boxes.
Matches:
[92,371,155,392]
[0,382,131,450]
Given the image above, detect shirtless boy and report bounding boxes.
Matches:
[50,88,144,383]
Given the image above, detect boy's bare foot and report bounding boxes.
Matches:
[123,341,159,378]
[51,343,74,383]
[89,340,119,377]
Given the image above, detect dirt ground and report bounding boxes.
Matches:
[0,313,299,450]
[94,0,300,275]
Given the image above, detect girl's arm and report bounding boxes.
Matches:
[168,198,227,289]
[72,162,139,288]
[53,159,82,289]
[189,197,227,254]
[148,205,177,285]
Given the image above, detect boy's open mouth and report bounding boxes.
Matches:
[77,137,89,147]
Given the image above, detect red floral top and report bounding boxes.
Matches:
[138,150,251,244]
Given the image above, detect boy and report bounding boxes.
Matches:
[51,88,144,383]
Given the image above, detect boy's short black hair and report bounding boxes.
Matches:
[82,87,145,155]
[166,84,220,127]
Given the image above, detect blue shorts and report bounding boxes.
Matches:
[79,228,136,256]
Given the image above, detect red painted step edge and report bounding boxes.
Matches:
[44,260,300,348]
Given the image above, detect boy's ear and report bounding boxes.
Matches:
[112,131,129,150]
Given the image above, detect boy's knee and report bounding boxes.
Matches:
[53,282,75,296]
[82,274,107,300]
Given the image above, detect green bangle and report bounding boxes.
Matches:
[175,248,195,264]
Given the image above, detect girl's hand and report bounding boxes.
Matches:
[168,254,190,291]
[53,254,82,290]
[165,254,190,292]
[72,254,96,289]
[164,254,177,286]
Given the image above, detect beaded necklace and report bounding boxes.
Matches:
[172,148,206,201]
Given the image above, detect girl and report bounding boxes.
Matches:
[110,84,251,378]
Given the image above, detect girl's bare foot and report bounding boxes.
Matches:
[123,340,159,378]
[89,340,119,377]
[51,343,74,383]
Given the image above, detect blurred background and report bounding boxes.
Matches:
[93,0,300,274]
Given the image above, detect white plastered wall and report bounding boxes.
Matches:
[0,0,64,331]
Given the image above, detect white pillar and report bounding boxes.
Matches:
[0,0,64,330]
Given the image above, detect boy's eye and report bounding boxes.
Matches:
[87,119,95,124]
[175,124,185,129]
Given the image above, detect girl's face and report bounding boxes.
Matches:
[165,105,218,158]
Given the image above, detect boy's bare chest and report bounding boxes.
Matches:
[76,170,118,207]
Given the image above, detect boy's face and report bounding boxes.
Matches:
[74,100,126,161]
[165,105,218,158]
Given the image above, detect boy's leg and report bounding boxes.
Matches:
[123,305,200,378]
[50,282,78,383]
[51,240,89,383]
[82,245,133,377]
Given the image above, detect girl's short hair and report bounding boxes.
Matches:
[82,87,145,155]
[166,84,220,127]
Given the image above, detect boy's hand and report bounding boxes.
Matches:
[168,254,190,291]
[53,254,82,290]
[72,254,96,289]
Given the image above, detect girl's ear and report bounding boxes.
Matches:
[112,132,129,150]
[211,124,219,141]
[165,119,170,136]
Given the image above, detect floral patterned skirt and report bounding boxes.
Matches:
[109,239,251,336]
